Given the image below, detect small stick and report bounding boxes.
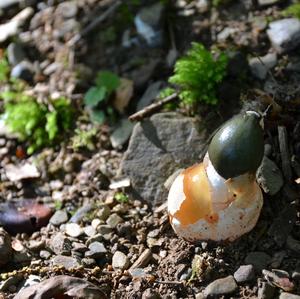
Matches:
[154,280,183,285]
[129,93,178,122]
[278,126,292,182]
[68,0,122,46]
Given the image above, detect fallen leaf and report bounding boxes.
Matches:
[14,275,107,299]
[5,163,40,182]
[0,200,53,235]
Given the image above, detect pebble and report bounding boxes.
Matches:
[18,275,41,291]
[40,250,51,259]
[51,255,80,270]
[81,257,96,267]
[142,288,161,299]
[0,228,12,266]
[258,281,276,299]
[256,156,283,195]
[280,293,300,299]
[65,223,83,238]
[69,204,93,223]
[91,218,101,229]
[72,242,87,253]
[97,206,111,221]
[203,275,238,297]
[249,53,277,80]
[267,18,300,53]
[49,210,68,226]
[112,251,130,270]
[86,242,107,259]
[11,60,35,82]
[0,0,20,10]
[234,265,255,283]
[245,252,271,271]
[48,233,72,255]
[106,213,123,228]
[56,1,78,19]
[97,225,113,236]
[84,225,97,237]
[27,240,45,251]
[7,42,26,66]
[258,0,280,6]
[110,118,134,149]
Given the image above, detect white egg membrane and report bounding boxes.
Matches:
[168,154,263,242]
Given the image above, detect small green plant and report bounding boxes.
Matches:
[2,91,73,154]
[84,71,120,124]
[71,127,97,151]
[114,192,129,203]
[282,3,300,19]
[0,56,9,83]
[169,42,228,106]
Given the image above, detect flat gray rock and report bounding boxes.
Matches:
[112,251,130,270]
[234,265,255,283]
[249,53,277,80]
[267,18,300,53]
[49,210,68,226]
[120,113,206,204]
[52,255,80,270]
[256,156,283,195]
[203,275,238,297]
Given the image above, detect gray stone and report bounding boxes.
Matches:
[234,265,255,283]
[106,213,122,228]
[13,250,31,263]
[203,275,238,297]
[256,156,283,195]
[245,252,271,271]
[258,282,276,299]
[249,53,277,80]
[110,119,134,148]
[65,223,83,238]
[56,1,78,19]
[267,18,300,53]
[0,228,12,266]
[97,206,111,221]
[280,293,300,299]
[134,2,164,47]
[11,60,35,82]
[86,242,107,259]
[142,288,161,299]
[49,210,68,226]
[81,257,96,267]
[69,204,93,223]
[84,226,96,237]
[40,250,51,259]
[112,251,130,270]
[120,113,206,204]
[51,255,80,270]
[72,242,87,253]
[7,43,26,66]
[48,233,72,255]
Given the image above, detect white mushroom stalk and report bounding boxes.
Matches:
[167,111,264,242]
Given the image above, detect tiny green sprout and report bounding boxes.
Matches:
[71,128,97,151]
[282,3,300,19]
[114,192,129,203]
[54,200,63,211]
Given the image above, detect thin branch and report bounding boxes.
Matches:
[129,93,178,122]
[68,0,122,46]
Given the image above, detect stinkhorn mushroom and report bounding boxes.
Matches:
[168,111,264,242]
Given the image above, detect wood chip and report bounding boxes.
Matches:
[130,248,152,269]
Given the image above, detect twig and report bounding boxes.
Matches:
[130,249,152,269]
[129,93,178,122]
[68,0,122,46]
[154,280,183,285]
[278,126,292,182]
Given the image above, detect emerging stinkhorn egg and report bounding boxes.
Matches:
[168,111,264,242]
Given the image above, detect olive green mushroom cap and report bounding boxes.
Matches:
[208,111,264,179]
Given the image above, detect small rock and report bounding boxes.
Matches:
[249,53,277,80]
[280,293,300,299]
[263,269,294,292]
[113,78,134,114]
[48,233,72,255]
[180,268,192,281]
[136,81,163,111]
[86,242,107,259]
[245,252,271,271]
[65,223,83,238]
[96,206,111,221]
[72,242,87,253]
[0,228,12,266]
[56,1,78,19]
[110,119,134,149]
[106,213,123,228]
[267,18,300,53]
[81,257,96,267]
[50,210,69,226]
[7,42,26,66]
[204,275,238,297]
[142,288,161,299]
[5,163,40,181]
[27,240,45,251]
[52,255,80,270]
[128,268,147,279]
[19,275,41,291]
[84,226,96,237]
[196,0,209,13]
[112,251,130,270]
[11,60,35,82]
[258,281,276,299]
[91,219,101,229]
[256,156,283,195]
[234,265,255,283]
[13,250,31,263]
[134,2,164,47]
[40,250,51,259]
[217,27,238,42]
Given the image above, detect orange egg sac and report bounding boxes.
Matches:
[167,154,263,242]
